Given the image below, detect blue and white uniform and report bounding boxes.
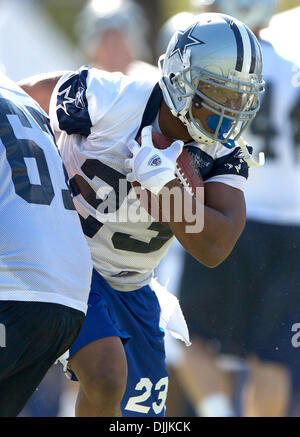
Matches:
[49,66,250,416]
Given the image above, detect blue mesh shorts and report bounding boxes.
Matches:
[63,269,169,417]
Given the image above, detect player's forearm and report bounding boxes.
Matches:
[160,180,245,267]
[173,204,244,267]
[18,72,66,114]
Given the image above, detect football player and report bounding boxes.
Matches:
[178,0,300,417]
[19,14,264,417]
[0,72,93,417]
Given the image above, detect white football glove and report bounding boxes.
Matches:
[125,125,184,195]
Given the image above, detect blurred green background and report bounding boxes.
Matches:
[41,0,300,40]
[40,0,300,63]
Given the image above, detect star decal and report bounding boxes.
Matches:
[168,23,205,61]
[56,85,76,116]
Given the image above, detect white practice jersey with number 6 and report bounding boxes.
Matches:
[50,66,251,291]
[0,73,92,312]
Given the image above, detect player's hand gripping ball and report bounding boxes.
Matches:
[125,125,204,223]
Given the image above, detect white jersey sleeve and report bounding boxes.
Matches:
[0,72,92,312]
[49,65,153,144]
[50,66,107,136]
[182,140,250,192]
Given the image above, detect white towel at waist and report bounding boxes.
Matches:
[151,277,191,347]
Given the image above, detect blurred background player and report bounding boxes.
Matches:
[174,0,300,417]
[75,0,158,79]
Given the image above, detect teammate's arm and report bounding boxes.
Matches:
[18,72,65,114]
[163,178,246,268]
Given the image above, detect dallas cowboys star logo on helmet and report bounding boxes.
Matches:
[168,23,205,61]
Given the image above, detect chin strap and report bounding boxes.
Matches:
[236,136,265,167]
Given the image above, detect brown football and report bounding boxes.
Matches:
[132,132,204,224]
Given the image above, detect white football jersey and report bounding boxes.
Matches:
[50,66,250,291]
[243,40,300,224]
[0,73,92,312]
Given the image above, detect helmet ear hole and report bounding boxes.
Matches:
[192,94,202,109]
[169,73,175,84]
